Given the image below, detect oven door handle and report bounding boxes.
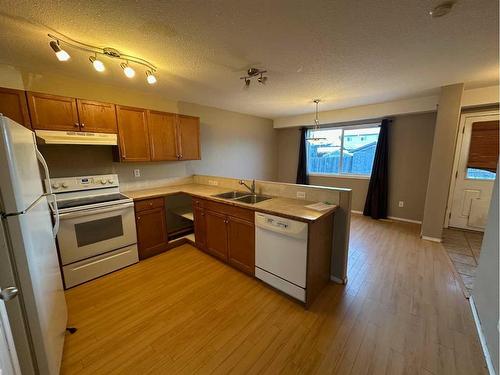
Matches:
[59,202,134,220]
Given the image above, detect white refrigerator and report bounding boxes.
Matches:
[0,115,67,375]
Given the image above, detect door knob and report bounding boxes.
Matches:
[0,287,19,301]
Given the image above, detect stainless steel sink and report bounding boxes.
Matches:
[213,191,249,199]
[234,194,271,204]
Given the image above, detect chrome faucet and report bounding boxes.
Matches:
[239,179,256,194]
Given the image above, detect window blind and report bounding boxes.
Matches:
[467,120,499,173]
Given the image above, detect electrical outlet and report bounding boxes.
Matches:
[398,201,404,207]
[296,191,306,199]
[208,180,218,186]
[134,169,141,178]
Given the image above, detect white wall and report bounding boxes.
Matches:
[273,85,499,129]
[472,172,499,374]
[179,102,278,181]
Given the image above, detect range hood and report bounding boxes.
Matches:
[35,130,118,146]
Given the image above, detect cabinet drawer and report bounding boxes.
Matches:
[135,198,165,212]
[204,200,254,222]
[192,197,206,208]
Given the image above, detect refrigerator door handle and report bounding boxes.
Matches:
[48,193,59,237]
[34,136,59,237]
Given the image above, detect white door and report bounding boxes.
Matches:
[447,111,499,231]
[0,299,21,375]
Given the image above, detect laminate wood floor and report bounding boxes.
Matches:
[61,214,488,374]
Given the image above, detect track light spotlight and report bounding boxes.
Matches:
[89,56,105,72]
[146,70,157,84]
[49,40,70,61]
[120,63,135,78]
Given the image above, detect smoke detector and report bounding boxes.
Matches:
[429,2,455,18]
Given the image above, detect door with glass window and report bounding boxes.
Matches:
[448,111,499,231]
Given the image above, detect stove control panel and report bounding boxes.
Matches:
[47,174,119,192]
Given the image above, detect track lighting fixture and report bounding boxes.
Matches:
[146,70,157,84]
[120,63,135,78]
[240,67,268,88]
[49,40,70,61]
[48,33,157,85]
[89,55,105,72]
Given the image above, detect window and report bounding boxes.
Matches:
[466,168,496,180]
[306,124,380,177]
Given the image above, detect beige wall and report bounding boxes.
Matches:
[421,84,464,239]
[0,64,277,185]
[276,112,436,221]
[178,101,277,181]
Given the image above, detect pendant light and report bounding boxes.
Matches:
[305,99,327,142]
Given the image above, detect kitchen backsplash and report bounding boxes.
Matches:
[39,144,193,190]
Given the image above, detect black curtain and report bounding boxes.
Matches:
[363,119,390,219]
[296,127,309,185]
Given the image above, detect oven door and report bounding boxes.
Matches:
[57,202,137,265]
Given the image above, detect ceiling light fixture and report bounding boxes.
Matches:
[146,70,157,84]
[89,55,105,72]
[48,33,157,84]
[120,63,135,78]
[49,40,70,61]
[240,67,268,88]
[429,1,455,18]
[305,99,327,142]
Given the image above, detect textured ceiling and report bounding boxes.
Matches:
[0,0,498,118]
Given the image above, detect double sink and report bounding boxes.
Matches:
[212,191,272,204]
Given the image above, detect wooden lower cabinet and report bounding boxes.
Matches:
[135,199,168,260]
[204,210,229,261]
[193,206,206,249]
[227,217,255,275]
[193,198,255,276]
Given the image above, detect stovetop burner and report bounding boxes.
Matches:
[57,193,129,210]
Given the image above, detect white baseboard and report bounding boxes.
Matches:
[421,235,442,243]
[330,275,347,284]
[351,211,422,225]
[387,216,422,224]
[469,296,496,375]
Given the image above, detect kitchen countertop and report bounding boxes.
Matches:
[123,183,337,222]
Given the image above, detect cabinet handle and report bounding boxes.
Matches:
[137,216,141,220]
[81,123,85,128]
[74,122,79,128]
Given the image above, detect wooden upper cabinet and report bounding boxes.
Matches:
[0,87,31,129]
[148,111,179,161]
[76,99,117,133]
[227,217,255,276]
[27,92,79,131]
[177,115,200,160]
[116,106,151,162]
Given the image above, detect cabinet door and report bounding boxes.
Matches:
[193,206,207,250]
[204,210,228,261]
[0,87,31,129]
[177,115,200,160]
[76,99,117,133]
[227,217,255,275]
[148,111,179,161]
[116,106,150,162]
[136,207,168,259]
[27,92,79,131]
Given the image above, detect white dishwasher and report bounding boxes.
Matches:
[255,212,308,302]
